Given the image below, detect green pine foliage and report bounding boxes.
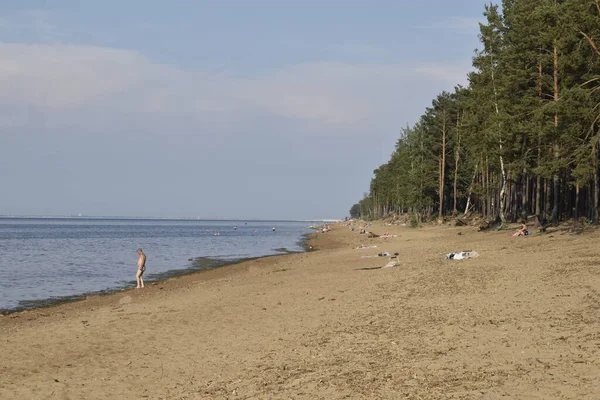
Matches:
[355,0,600,225]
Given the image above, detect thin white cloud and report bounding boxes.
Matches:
[0,42,470,129]
[0,43,151,108]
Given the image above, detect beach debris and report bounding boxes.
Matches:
[382,255,400,268]
[478,217,502,231]
[445,251,479,260]
[478,220,491,231]
[455,218,468,227]
[354,245,377,249]
[358,255,400,270]
[361,252,398,259]
[381,261,400,269]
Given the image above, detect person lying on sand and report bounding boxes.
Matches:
[512,223,529,237]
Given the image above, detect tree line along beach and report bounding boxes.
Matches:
[351,2,600,229]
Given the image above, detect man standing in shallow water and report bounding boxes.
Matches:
[136,248,146,288]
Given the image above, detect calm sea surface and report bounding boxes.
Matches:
[0,218,313,312]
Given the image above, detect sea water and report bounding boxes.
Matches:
[0,218,313,313]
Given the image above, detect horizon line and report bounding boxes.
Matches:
[0,214,342,222]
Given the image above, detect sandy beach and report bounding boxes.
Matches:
[2,222,600,399]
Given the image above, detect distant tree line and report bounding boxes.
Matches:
[351,0,600,227]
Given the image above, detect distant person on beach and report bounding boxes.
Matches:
[512,223,529,237]
[136,248,146,288]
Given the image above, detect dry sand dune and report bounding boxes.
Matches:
[1,222,600,399]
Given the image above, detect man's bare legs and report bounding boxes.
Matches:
[136,268,145,288]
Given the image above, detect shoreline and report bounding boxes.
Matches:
[3,222,600,398]
[0,232,318,316]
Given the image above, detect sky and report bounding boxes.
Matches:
[0,0,496,220]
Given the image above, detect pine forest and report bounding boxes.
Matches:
[350,0,600,228]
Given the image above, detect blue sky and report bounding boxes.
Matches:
[0,0,496,220]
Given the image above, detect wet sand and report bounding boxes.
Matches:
[1,222,600,399]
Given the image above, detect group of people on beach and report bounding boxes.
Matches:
[134,220,529,289]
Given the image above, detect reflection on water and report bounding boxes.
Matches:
[0,218,312,313]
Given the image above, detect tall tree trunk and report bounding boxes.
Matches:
[507,176,513,221]
[438,111,447,223]
[453,112,462,215]
[594,140,599,224]
[489,42,507,226]
[481,155,491,217]
[522,170,529,221]
[372,192,377,220]
[574,183,580,228]
[535,60,543,226]
[464,160,479,216]
[545,178,552,219]
[551,43,560,225]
